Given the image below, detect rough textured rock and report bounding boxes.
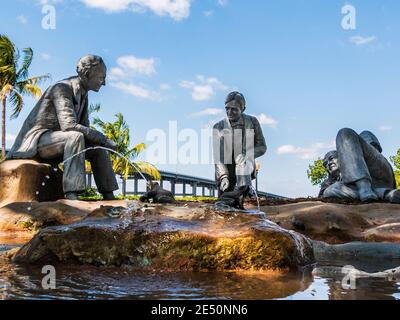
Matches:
[0,160,64,207]
[364,223,400,242]
[261,201,400,244]
[13,205,314,272]
[0,200,127,244]
[313,241,400,263]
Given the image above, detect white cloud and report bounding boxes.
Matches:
[349,35,377,46]
[191,108,223,117]
[254,113,278,128]
[159,83,171,90]
[40,53,52,60]
[38,0,64,5]
[379,125,392,131]
[108,55,164,100]
[203,10,214,17]
[17,15,28,24]
[180,75,229,101]
[110,82,159,100]
[217,0,228,6]
[276,141,335,160]
[80,0,191,21]
[109,55,156,81]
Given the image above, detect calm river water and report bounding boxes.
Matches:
[1,244,400,300]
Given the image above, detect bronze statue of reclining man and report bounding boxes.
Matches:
[320,128,400,203]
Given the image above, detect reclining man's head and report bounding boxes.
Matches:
[77,55,107,93]
[323,150,340,178]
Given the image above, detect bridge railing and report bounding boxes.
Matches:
[86,171,285,199]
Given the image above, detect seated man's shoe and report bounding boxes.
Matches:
[386,189,400,204]
[65,192,80,201]
[102,192,116,201]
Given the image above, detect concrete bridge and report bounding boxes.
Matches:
[87,170,285,199]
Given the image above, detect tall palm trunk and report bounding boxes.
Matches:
[1,97,6,160]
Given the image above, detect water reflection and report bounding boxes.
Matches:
[1,256,400,300]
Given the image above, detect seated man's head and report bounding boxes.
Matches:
[77,55,107,92]
[323,150,340,178]
[225,91,246,122]
[360,131,383,153]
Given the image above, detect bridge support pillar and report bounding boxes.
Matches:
[171,180,176,196]
[134,178,138,195]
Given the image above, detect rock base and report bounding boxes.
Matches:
[0,160,64,207]
[13,204,314,272]
[262,201,400,244]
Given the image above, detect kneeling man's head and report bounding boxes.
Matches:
[225,91,246,122]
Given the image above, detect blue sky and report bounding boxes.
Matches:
[1,0,400,197]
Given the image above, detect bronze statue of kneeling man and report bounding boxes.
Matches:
[213,92,267,209]
[320,128,400,203]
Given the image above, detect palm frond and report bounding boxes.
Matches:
[0,65,14,75]
[18,83,42,99]
[130,161,161,180]
[18,74,51,86]
[124,143,146,160]
[89,103,101,115]
[0,84,13,99]
[9,89,24,119]
[92,117,105,128]
[16,47,33,81]
[0,35,16,67]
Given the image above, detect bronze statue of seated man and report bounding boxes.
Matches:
[6,55,118,201]
[320,128,400,203]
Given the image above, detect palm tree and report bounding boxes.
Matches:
[93,112,160,181]
[0,35,50,159]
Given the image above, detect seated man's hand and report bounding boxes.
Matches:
[220,177,230,192]
[104,138,118,151]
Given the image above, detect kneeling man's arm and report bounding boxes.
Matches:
[253,117,267,158]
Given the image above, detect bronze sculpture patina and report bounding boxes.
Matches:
[320,128,400,203]
[213,92,267,209]
[6,55,119,200]
[140,182,176,204]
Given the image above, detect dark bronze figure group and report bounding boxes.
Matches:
[6,55,400,207]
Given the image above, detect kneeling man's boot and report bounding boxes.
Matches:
[65,192,80,201]
[102,192,116,201]
[219,186,250,209]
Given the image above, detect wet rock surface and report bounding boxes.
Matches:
[0,200,124,243]
[259,200,400,244]
[12,204,314,272]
